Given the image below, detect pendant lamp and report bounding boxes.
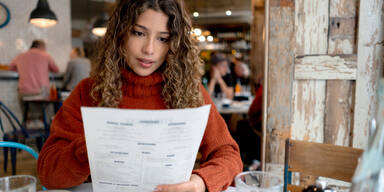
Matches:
[29,0,57,28]
[92,13,109,37]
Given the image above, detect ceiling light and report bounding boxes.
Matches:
[207,36,213,42]
[92,28,107,37]
[92,13,109,37]
[193,12,199,17]
[225,10,232,16]
[29,0,58,28]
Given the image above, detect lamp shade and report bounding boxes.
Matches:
[92,13,109,37]
[29,0,57,28]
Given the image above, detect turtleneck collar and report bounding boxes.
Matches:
[121,68,164,97]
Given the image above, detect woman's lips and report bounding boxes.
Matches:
[137,58,154,68]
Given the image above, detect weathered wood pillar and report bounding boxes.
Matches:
[266,0,295,164]
[353,0,384,148]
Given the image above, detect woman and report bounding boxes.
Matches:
[37,0,242,191]
[62,47,91,91]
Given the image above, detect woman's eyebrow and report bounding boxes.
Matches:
[134,24,170,35]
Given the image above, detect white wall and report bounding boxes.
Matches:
[0,0,71,72]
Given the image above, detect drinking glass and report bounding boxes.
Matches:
[235,171,283,192]
[0,175,36,192]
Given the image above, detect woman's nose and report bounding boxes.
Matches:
[142,38,155,55]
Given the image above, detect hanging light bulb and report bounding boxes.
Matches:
[193,28,202,36]
[29,0,57,28]
[92,13,109,37]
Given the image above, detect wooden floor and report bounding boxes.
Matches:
[0,145,43,190]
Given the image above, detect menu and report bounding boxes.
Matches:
[80,105,211,192]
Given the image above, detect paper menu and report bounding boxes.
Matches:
[80,105,211,192]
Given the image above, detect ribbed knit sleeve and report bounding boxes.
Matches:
[37,78,93,189]
[192,86,243,192]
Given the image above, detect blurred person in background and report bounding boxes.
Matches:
[231,56,250,86]
[62,47,91,91]
[9,40,59,97]
[206,53,234,99]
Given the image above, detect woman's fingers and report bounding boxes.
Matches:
[154,174,205,192]
[154,181,194,192]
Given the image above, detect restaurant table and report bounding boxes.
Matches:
[214,97,253,115]
[63,183,236,192]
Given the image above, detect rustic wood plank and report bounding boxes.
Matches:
[325,80,353,146]
[294,55,357,80]
[328,0,357,55]
[287,139,363,182]
[330,0,357,17]
[353,0,384,148]
[291,0,329,142]
[266,6,295,164]
[291,80,325,142]
[325,0,358,147]
[328,17,356,55]
[295,0,328,55]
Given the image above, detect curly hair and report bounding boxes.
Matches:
[90,0,204,108]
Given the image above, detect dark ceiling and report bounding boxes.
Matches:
[71,0,252,25]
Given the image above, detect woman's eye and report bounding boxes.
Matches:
[158,37,169,43]
[133,30,144,36]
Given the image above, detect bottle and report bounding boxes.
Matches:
[350,78,384,192]
[49,84,57,100]
[235,79,241,96]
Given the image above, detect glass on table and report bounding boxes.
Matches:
[235,171,283,192]
[0,175,36,192]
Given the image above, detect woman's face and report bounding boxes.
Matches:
[124,9,170,76]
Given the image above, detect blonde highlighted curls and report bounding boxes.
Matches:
[91,0,204,108]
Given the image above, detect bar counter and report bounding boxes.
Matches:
[0,70,63,80]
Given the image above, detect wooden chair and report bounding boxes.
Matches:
[284,139,363,192]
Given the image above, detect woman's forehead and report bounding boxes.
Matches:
[135,9,169,32]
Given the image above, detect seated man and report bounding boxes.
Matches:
[206,53,234,99]
[9,40,59,97]
[8,40,59,129]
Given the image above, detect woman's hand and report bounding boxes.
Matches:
[154,174,206,192]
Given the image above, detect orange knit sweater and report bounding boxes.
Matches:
[37,69,242,191]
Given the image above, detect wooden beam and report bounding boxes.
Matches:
[353,0,384,148]
[294,55,357,80]
[324,0,358,147]
[291,0,329,142]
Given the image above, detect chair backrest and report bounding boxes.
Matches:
[284,139,363,192]
[0,141,38,159]
[0,102,29,138]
